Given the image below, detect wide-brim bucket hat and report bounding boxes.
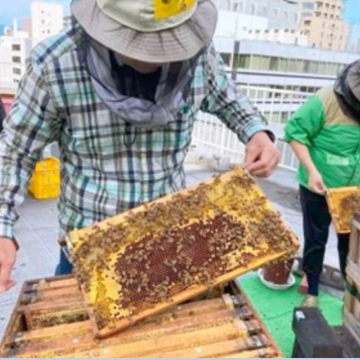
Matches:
[335,60,360,121]
[72,0,218,63]
[347,60,360,102]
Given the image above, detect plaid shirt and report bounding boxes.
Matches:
[0,23,270,238]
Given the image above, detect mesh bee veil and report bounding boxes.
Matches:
[77,36,205,129]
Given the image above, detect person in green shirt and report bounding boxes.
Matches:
[285,60,360,308]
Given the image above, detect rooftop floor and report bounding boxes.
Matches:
[0,160,340,340]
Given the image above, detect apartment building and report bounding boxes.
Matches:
[214,0,300,30]
[0,23,32,86]
[299,0,349,51]
[31,1,64,45]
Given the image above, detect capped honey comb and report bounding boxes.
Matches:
[62,167,299,338]
[327,187,360,233]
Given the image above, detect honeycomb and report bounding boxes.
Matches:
[63,167,299,338]
[327,187,360,233]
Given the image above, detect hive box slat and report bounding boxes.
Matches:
[0,275,282,358]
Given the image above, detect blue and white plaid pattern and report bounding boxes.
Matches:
[0,23,270,238]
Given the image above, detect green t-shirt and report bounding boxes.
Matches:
[284,87,360,189]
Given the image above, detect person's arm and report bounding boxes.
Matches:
[284,94,327,194]
[0,56,61,292]
[290,140,327,194]
[200,47,280,178]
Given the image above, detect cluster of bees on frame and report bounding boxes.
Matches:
[339,192,360,227]
[70,171,297,326]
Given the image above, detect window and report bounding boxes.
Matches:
[12,67,21,75]
[12,56,21,63]
[235,54,251,69]
[302,11,313,18]
[231,53,345,77]
[12,44,21,51]
[250,55,270,70]
[302,2,314,10]
[269,57,279,71]
[220,53,231,66]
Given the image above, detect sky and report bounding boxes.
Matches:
[344,0,360,24]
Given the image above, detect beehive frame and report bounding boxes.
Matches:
[0,275,283,358]
[63,167,299,338]
[327,187,360,234]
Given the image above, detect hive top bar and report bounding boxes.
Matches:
[62,167,299,338]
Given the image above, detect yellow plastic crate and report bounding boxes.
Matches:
[29,157,60,200]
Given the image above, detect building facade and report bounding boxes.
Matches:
[31,1,64,45]
[247,28,308,46]
[215,11,269,39]
[214,38,358,93]
[0,22,32,87]
[299,0,349,51]
[214,0,300,30]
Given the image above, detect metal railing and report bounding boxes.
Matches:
[192,86,311,171]
[0,61,308,171]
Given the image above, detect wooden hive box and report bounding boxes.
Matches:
[0,275,283,358]
[344,215,360,345]
[327,187,360,234]
[344,261,360,346]
[61,167,299,338]
[348,214,360,266]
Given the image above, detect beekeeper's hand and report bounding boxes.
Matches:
[0,238,17,293]
[244,132,280,178]
[308,169,327,194]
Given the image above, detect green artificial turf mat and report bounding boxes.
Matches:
[237,273,343,357]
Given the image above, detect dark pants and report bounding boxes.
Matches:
[55,249,73,276]
[300,186,350,296]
